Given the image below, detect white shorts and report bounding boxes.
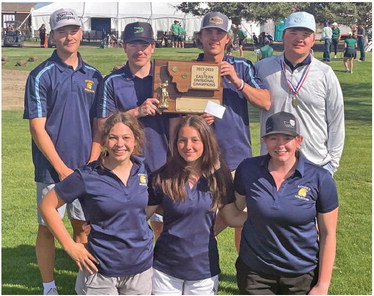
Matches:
[152,268,219,295]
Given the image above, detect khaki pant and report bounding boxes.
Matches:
[75,267,153,295]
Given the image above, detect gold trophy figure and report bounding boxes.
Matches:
[158,80,170,109]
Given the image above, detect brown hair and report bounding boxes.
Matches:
[152,115,233,210]
[99,111,144,165]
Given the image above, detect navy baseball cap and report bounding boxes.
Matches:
[200,12,229,32]
[123,22,154,43]
[263,112,300,137]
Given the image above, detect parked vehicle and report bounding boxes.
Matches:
[3,21,24,47]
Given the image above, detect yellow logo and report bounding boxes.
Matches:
[209,16,223,25]
[84,80,95,93]
[139,174,147,186]
[295,185,311,201]
[297,188,308,197]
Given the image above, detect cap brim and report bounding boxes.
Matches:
[262,131,300,138]
[125,37,154,43]
[284,25,314,32]
[200,25,228,32]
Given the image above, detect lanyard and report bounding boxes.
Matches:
[280,61,311,95]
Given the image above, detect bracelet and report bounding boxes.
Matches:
[237,79,245,91]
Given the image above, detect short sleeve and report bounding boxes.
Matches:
[54,170,86,204]
[97,77,116,118]
[234,161,246,196]
[242,59,267,90]
[23,72,48,119]
[316,172,339,213]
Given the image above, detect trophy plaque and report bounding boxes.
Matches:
[153,59,223,113]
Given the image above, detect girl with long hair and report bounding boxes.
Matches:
[147,115,246,295]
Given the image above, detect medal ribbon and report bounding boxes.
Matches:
[281,61,311,95]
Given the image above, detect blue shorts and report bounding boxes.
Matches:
[37,182,86,225]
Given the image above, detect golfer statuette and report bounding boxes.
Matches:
[158,80,170,109]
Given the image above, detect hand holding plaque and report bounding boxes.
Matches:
[153,59,223,113]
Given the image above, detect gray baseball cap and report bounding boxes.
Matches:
[263,112,300,137]
[284,11,316,33]
[50,8,81,31]
[200,12,229,32]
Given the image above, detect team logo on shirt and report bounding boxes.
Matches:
[138,173,147,186]
[84,80,95,93]
[295,185,311,201]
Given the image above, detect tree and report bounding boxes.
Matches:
[175,2,372,28]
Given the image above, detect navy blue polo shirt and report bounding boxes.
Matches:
[97,62,171,173]
[54,156,153,277]
[23,50,102,183]
[234,154,339,276]
[148,174,235,281]
[196,54,266,170]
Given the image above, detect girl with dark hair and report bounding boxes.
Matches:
[147,115,246,295]
[39,112,154,295]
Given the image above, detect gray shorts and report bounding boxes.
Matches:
[37,182,85,225]
[75,267,153,295]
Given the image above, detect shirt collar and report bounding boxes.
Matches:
[93,155,145,175]
[283,54,311,72]
[123,61,154,79]
[259,153,305,177]
[51,50,85,73]
[196,53,227,62]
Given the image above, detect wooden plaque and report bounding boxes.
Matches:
[153,59,223,113]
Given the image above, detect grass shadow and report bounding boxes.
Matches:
[219,272,240,295]
[340,82,372,122]
[2,244,77,295]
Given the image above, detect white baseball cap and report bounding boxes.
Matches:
[50,8,81,31]
[284,11,316,33]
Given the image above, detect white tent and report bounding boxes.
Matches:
[31,2,204,40]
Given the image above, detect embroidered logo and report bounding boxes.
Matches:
[134,26,144,34]
[295,185,311,201]
[209,16,223,25]
[84,80,94,93]
[138,173,147,186]
[284,119,296,128]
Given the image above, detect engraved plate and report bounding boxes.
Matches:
[175,98,221,113]
[190,65,220,90]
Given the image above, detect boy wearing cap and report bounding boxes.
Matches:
[170,20,180,48]
[331,22,341,58]
[195,11,270,253]
[254,11,344,176]
[234,111,338,294]
[23,8,102,295]
[94,21,170,173]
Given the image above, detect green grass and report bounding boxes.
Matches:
[2,43,372,295]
